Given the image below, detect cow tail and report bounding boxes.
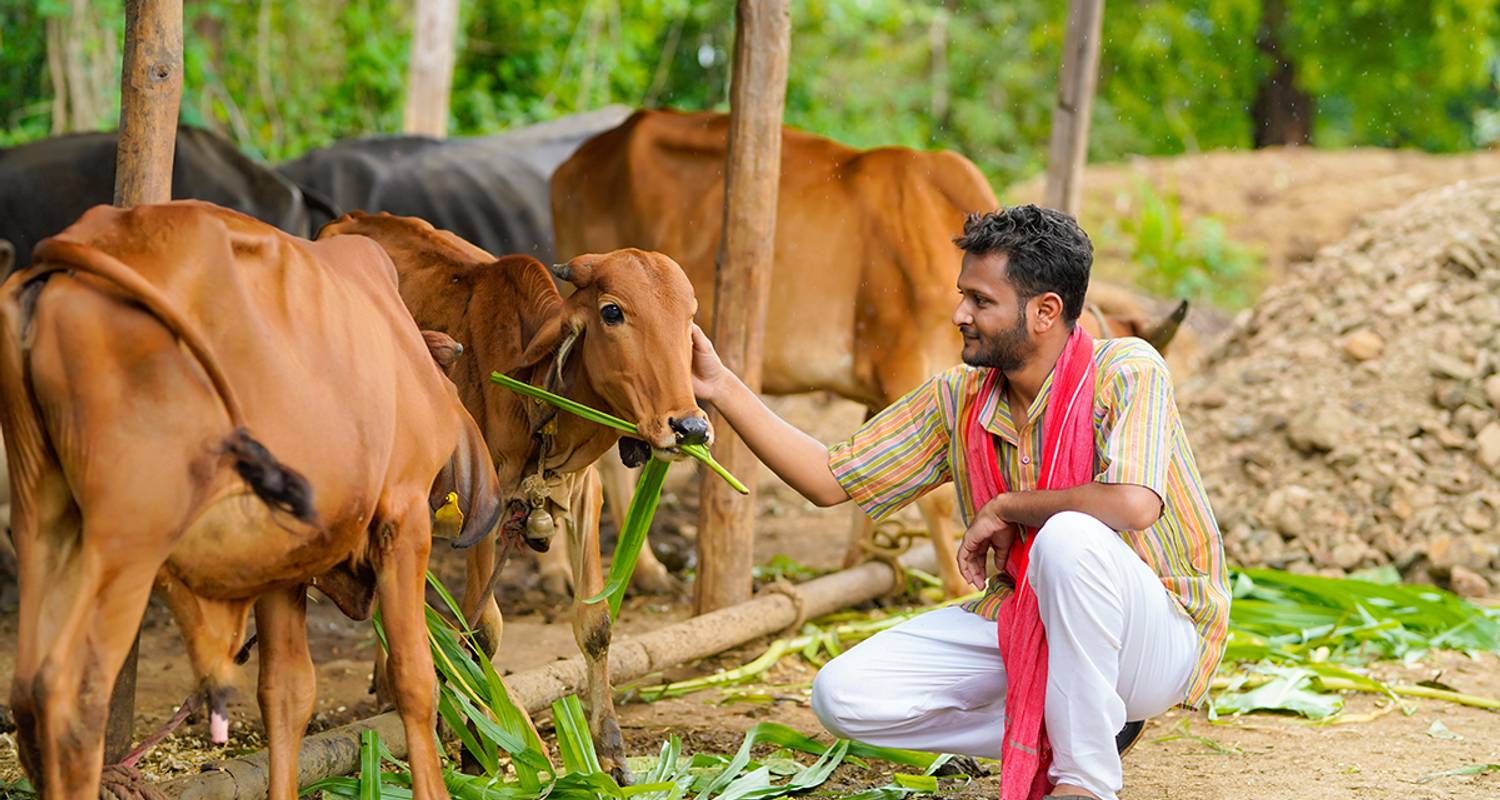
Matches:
[26,237,317,523]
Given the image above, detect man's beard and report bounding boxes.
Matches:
[961,310,1034,372]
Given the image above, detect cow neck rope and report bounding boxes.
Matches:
[519,328,581,541]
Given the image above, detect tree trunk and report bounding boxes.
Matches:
[107,0,183,763]
[695,0,791,615]
[1042,0,1105,217]
[46,0,119,133]
[403,0,460,138]
[1251,0,1313,147]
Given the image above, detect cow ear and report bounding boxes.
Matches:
[0,240,12,275]
[518,316,563,367]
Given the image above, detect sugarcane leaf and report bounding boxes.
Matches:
[359,730,382,800]
[489,371,746,493]
[1211,667,1344,719]
[585,457,670,617]
[1417,763,1500,783]
[552,695,604,776]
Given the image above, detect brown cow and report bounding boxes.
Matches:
[551,109,1188,597]
[1,201,502,800]
[317,211,707,781]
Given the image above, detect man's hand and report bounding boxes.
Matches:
[958,499,1020,590]
[691,323,732,403]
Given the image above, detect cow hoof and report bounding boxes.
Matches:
[597,717,632,786]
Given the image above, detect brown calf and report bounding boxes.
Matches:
[0,201,502,800]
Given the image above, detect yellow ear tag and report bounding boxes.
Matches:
[434,490,465,533]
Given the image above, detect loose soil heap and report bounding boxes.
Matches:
[1181,177,1500,596]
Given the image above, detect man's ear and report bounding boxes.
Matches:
[1032,292,1066,334]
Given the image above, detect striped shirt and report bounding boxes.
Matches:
[828,337,1228,707]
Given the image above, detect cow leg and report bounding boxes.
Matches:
[535,533,573,597]
[157,572,251,743]
[255,585,317,800]
[461,535,504,661]
[13,529,158,799]
[567,470,630,783]
[597,458,677,594]
[917,493,967,598]
[375,504,448,800]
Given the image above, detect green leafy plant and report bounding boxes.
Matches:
[1115,181,1263,309]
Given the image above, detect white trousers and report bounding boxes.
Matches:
[811,511,1200,800]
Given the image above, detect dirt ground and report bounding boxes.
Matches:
[2,395,1497,799]
[5,148,1500,797]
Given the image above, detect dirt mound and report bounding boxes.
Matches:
[1012,147,1500,280]
[1179,177,1500,594]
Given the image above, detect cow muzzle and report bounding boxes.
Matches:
[668,415,711,446]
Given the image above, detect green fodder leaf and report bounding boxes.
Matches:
[892,774,940,791]
[489,371,746,494]
[552,695,604,776]
[1417,763,1500,783]
[438,689,500,775]
[1211,667,1344,719]
[489,371,636,434]
[359,730,382,800]
[302,776,360,798]
[586,458,670,617]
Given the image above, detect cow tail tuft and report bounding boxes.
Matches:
[224,428,317,523]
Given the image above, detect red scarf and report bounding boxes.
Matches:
[963,326,1096,800]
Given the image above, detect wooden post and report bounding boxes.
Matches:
[1042,0,1104,217]
[106,0,183,763]
[695,0,790,615]
[403,0,460,137]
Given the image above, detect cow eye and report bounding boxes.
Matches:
[601,304,625,326]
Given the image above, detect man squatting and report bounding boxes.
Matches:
[689,205,1228,800]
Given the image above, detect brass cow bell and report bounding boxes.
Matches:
[525,506,555,549]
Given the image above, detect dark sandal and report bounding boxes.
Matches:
[1116,719,1146,756]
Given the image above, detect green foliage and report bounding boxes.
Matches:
[1106,181,1262,309]
[4,1,1498,185]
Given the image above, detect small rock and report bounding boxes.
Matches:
[1485,374,1500,411]
[1428,534,1493,573]
[1477,423,1500,474]
[1287,403,1357,454]
[1331,541,1366,570]
[1448,566,1490,598]
[1429,352,1477,380]
[1340,329,1385,361]
[1433,382,1468,410]
[1262,485,1314,538]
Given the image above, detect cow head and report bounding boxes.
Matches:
[520,249,710,454]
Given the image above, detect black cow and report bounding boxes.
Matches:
[278,106,630,262]
[0,125,324,269]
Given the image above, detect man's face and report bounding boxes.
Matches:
[953,251,1035,371]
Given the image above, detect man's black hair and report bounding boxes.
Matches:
[953,205,1092,323]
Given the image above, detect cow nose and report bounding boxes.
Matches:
[670,415,710,445]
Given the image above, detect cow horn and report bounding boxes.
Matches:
[1143,299,1190,353]
[0,239,12,275]
[549,263,572,282]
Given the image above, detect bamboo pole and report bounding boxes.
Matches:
[1041,0,1104,217]
[106,0,183,763]
[160,543,938,799]
[696,0,792,615]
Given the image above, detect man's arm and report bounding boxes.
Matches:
[691,325,851,507]
[985,483,1162,533]
[956,483,1161,588]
